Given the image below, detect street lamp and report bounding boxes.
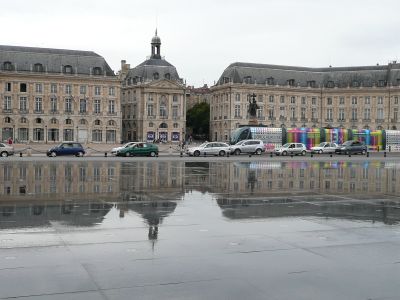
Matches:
[76,126,78,142]
[45,125,47,144]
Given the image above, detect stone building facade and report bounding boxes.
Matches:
[211,62,400,142]
[119,32,186,143]
[185,84,211,110]
[0,45,120,144]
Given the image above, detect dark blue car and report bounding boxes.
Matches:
[47,142,85,157]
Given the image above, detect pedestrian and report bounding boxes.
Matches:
[7,137,13,145]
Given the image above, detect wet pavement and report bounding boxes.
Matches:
[1,160,400,299]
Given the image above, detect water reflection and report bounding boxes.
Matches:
[1,160,400,231]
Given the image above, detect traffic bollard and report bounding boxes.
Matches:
[19,152,22,157]
[367,152,369,157]
[384,151,387,157]
[104,152,107,157]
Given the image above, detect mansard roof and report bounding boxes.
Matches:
[125,57,181,83]
[217,61,400,88]
[0,45,115,76]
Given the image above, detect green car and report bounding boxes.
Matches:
[116,142,159,157]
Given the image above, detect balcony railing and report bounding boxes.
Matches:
[391,118,398,123]
[279,116,287,121]
[50,110,59,114]
[337,118,345,122]
[290,117,298,121]
[2,109,12,114]
[325,118,333,122]
[300,117,308,122]
[375,119,385,123]
[362,118,371,122]
[311,118,319,123]
[34,110,44,114]
[267,117,275,121]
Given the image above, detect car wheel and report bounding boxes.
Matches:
[234,149,241,155]
[255,149,262,155]
[361,149,366,155]
[301,150,306,156]
[282,151,288,156]
[0,151,8,157]
[77,151,84,157]
[345,150,349,155]
[129,152,135,157]
[219,150,226,156]
[51,152,57,157]
[150,151,156,157]
[318,150,323,154]
[194,150,200,157]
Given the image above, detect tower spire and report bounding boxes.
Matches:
[151,29,161,59]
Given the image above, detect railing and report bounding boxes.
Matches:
[362,118,371,122]
[375,119,385,123]
[290,117,298,121]
[311,118,319,123]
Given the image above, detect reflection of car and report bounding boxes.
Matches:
[111,142,138,155]
[47,142,85,157]
[335,140,367,155]
[275,143,307,156]
[186,142,230,156]
[116,142,158,157]
[310,142,338,154]
[0,143,14,157]
[229,139,265,155]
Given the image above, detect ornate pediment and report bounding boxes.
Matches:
[146,79,183,90]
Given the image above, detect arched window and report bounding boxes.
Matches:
[35,118,43,124]
[108,120,115,126]
[159,122,168,128]
[153,72,159,80]
[50,118,58,124]
[164,73,170,80]
[79,119,87,125]
[3,61,13,71]
[94,119,101,126]
[20,117,27,124]
[93,67,102,75]
[149,122,154,127]
[33,63,44,72]
[65,118,72,125]
[4,117,11,123]
[63,65,73,74]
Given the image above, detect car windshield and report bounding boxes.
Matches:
[318,143,326,147]
[342,141,352,146]
[282,143,290,147]
[199,142,208,148]
[235,141,244,145]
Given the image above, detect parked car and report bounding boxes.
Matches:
[47,142,85,157]
[229,139,265,155]
[275,143,307,156]
[186,142,230,156]
[335,140,367,155]
[116,142,158,157]
[111,142,138,155]
[310,142,338,154]
[0,142,14,157]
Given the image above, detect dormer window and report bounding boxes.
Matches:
[33,63,44,72]
[165,73,170,80]
[93,67,102,76]
[63,65,73,74]
[307,80,316,88]
[287,79,295,86]
[378,80,386,87]
[326,81,334,88]
[223,77,230,84]
[267,77,274,85]
[244,76,252,84]
[153,72,159,80]
[352,81,360,87]
[3,61,13,71]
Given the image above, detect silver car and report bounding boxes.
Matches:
[310,142,338,154]
[186,142,230,156]
[275,143,307,156]
[0,142,14,157]
[229,139,265,155]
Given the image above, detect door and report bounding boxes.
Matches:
[78,129,87,143]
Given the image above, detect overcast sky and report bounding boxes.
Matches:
[1,0,400,86]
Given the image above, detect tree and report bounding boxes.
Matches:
[186,102,210,140]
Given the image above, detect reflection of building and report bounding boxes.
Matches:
[217,197,400,225]
[0,161,121,200]
[211,62,400,141]
[0,45,120,143]
[119,31,186,143]
[0,200,113,229]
